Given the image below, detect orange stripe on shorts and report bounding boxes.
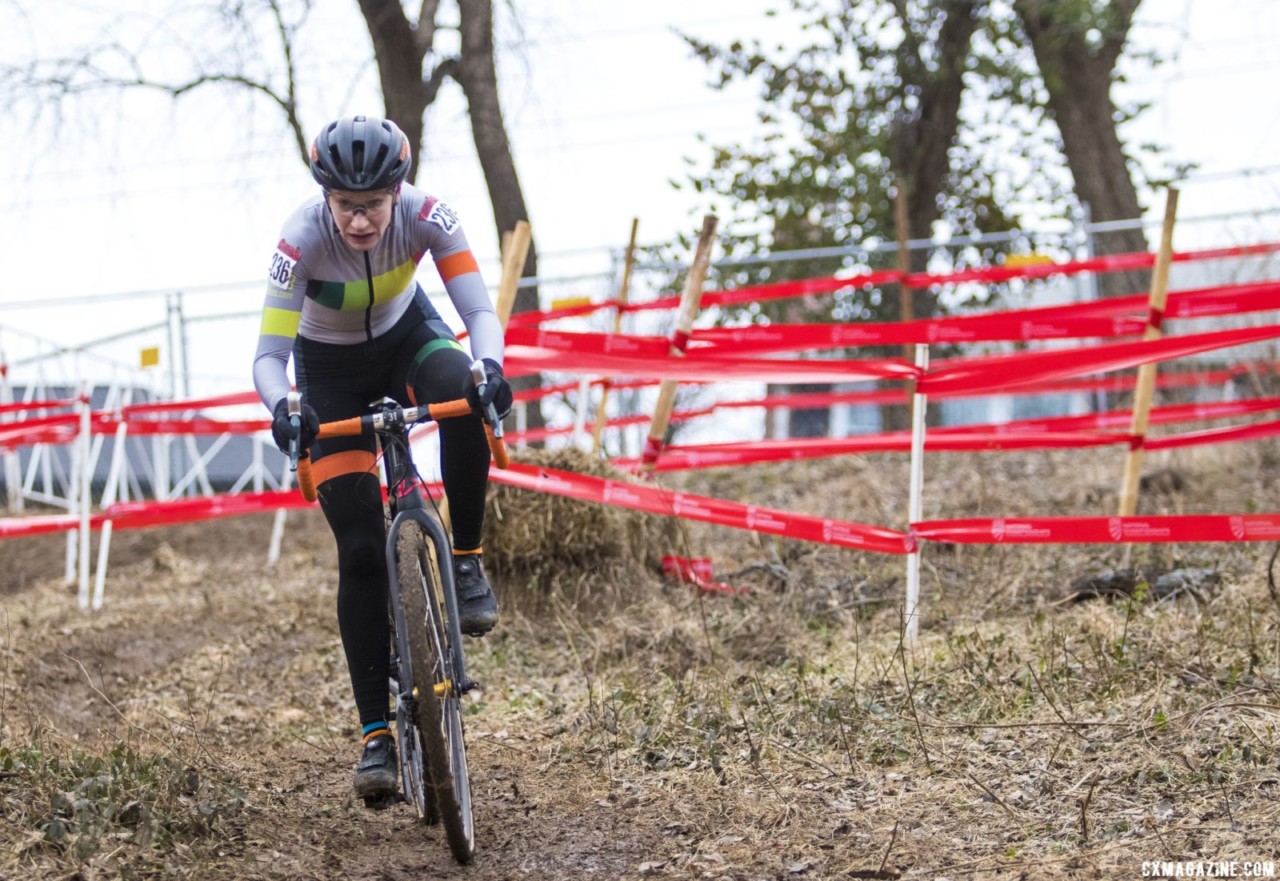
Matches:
[313,450,378,485]
[435,250,480,282]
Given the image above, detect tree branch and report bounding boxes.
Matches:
[415,0,442,57]
[423,56,459,106]
[266,0,309,166]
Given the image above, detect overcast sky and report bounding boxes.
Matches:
[2,0,1280,397]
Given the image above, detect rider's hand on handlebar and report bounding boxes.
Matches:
[271,397,319,454]
[464,358,513,421]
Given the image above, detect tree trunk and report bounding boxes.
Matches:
[882,0,982,431]
[891,0,983,315]
[355,0,538,321]
[456,0,538,313]
[1015,0,1149,297]
[355,0,433,180]
[455,0,543,429]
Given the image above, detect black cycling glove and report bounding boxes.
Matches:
[464,357,513,421]
[271,397,320,454]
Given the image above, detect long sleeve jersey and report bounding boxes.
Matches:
[252,184,504,410]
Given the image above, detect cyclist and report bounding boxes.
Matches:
[252,114,512,801]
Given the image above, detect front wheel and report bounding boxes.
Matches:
[394,523,475,865]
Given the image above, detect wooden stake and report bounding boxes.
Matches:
[1117,187,1179,517]
[592,218,640,454]
[638,214,719,474]
[494,220,532,331]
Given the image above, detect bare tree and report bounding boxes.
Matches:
[682,1,989,435]
[455,0,537,317]
[888,0,984,302]
[3,2,314,162]
[2,0,535,292]
[3,0,542,416]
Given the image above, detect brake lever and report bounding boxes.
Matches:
[286,390,302,471]
[470,360,504,439]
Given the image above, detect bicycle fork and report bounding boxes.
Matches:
[386,506,477,699]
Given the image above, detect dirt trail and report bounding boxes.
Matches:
[6,448,1280,879]
[1,514,721,880]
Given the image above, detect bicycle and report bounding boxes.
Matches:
[285,361,509,865]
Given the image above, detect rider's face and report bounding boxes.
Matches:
[326,188,397,251]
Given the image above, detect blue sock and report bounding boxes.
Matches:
[362,721,389,743]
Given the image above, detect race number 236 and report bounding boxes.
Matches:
[269,250,296,288]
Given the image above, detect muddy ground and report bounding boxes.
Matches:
[4,442,1280,880]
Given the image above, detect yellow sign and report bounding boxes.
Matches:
[1005,253,1054,268]
[140,346,161,368]
[550,295,593,311]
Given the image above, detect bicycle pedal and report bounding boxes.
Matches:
[361,792,402,811]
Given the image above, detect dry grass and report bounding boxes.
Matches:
[3,441,1280,878]
[484,446,681,616]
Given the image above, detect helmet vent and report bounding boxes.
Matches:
[309,115,411,192]
[326,144,347,176]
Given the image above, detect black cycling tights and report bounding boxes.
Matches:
[295,305,491,728]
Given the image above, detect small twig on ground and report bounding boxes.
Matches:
[1146,813,1176,859]
[1048,730,1072,768]
[1267,543,1280,615]
[63,652,179,751]
[834,709,857,775]
[1122,699,1280,742]
[894,625,933,771]
[1236,715,1271,754]
[751,673,785,731]
[738,710,789,805]
[765,736,840,778]
[963,771,1018,818]
[919,718,1124,731]
[877,820,899,877]
[1218,776,1237,827]
[1025,661,1088,739]
[722,561,790,589]
[1079,774,1101,842]
[159,654,228,767]
[554,609,592,719]
[1,609,9,742]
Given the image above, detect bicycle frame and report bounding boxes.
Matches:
[378,412,474,698]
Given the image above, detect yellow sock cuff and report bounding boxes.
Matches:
[452,547,482,557]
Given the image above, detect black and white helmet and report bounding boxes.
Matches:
[308,115,412,192]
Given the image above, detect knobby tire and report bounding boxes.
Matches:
[391,601,436,826]
[395,524,475,864]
